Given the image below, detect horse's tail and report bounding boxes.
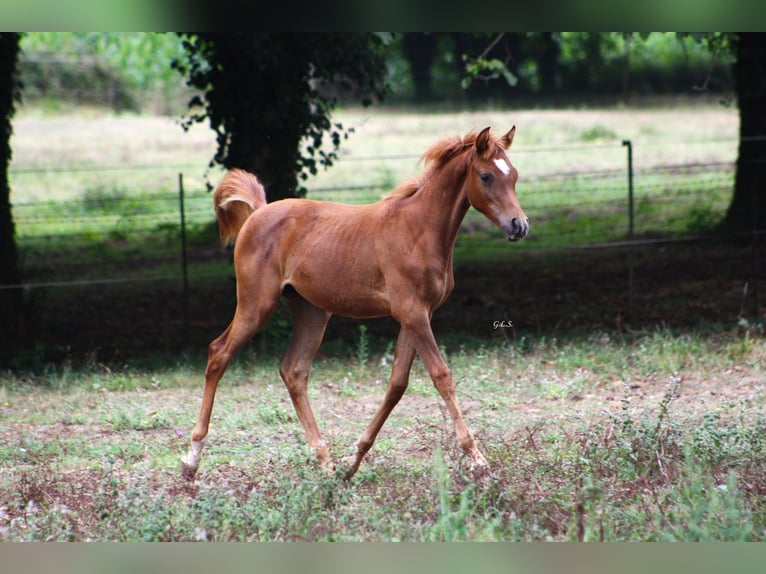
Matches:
[213,169,268,246]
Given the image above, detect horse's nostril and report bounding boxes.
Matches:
[508,217,528,239]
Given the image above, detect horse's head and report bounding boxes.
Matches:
[465,126,529,241]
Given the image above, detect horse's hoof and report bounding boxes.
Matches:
[471,461,492,481]
[338,459,357,481]
[339,451,362,481]
[319,458,337,475]
[180,460,198,481]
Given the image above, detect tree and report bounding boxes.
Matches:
[640,32,761,233]
[172,33,388,201]
[725,32,766,232]
[0,33,21,344]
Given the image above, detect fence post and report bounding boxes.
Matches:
[178,172,189,343]
[622,140,635,313]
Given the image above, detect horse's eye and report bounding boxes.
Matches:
[480,172,492,184]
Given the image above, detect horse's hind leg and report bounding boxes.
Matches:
[181,289,280,480]
[279,291,332,470]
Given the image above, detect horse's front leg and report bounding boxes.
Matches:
[404,313,490,479]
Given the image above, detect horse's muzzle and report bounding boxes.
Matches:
[504,217,529,241]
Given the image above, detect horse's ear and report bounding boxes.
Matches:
[501,126,516,150]
[475,126,492,157]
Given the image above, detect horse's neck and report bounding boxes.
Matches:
[415,160,470,254]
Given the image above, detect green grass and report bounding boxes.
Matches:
[7,102,740,296]
[1,327,764,541]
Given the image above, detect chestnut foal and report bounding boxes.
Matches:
[181,126,528,480]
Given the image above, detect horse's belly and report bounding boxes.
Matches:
[284,262,390,319]
[291,280,390,319]
[319,290,390,319]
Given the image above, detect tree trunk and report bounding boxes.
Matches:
[402,33,438,102]
[725,33,766,233]
[0,33,21,345]
[539,33,560,94]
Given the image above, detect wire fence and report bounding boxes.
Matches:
[5,160,741,276]
[2,136,764,363]
[4,141,761,280]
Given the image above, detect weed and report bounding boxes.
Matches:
[103,403,172,432]
[426,454,500,541]
[657,460,754,541]
[257,402,292,426]
[355,324,370,371]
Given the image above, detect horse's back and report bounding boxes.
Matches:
[238,198,375,250]
[234,197,391,317]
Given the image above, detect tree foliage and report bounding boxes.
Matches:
[21,33,186,90]
[392,32,732,103]
[171,33,388,201]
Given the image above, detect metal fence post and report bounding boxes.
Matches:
[622,140,635,313]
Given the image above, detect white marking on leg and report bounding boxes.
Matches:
[182,439,204,470]
[494,158,511,176]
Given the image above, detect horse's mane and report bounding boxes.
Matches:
[385,131,504,200]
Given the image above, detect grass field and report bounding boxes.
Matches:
[3,100,764,541]
[8,100,740,287]
[1,327,764,541]
[11,98,738,233]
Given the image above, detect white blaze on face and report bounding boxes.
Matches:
[494,157,511,176]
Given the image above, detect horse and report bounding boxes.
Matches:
[181,126,528,481]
